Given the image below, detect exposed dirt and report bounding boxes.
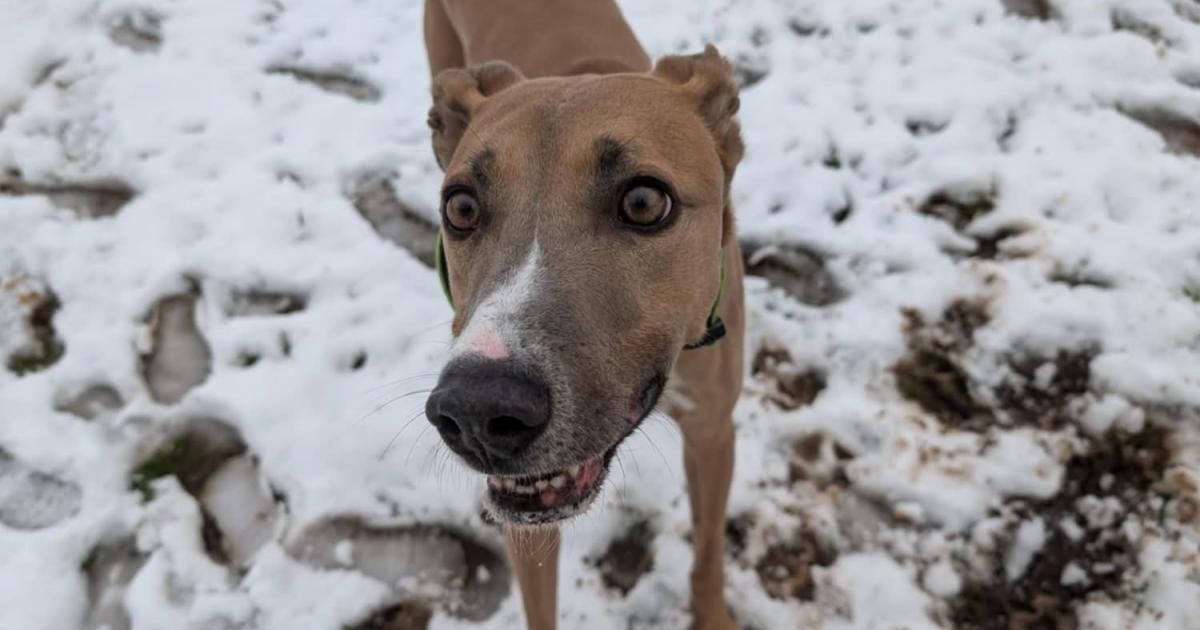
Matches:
[789,432,853,486]
[993,346,1098,430]
[918,189,997,232]
[755,528,837,601]
[893,301,990,428]
[751,345,827,411]
[974,225,1030,260]
[4,280,64,376]
[347,600,433,630]
[950,425,1171,629]
[595,520,655,595]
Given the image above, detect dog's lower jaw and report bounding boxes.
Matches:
[483,451,613,525]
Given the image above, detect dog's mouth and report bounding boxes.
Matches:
[481,371,665,525]
[484,447,617,525]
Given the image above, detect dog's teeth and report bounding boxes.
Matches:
[503,478,516,490]
[535,480,549,491]
[567,465,580,477]
[550,475,566,489]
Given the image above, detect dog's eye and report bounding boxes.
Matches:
[444,192,481,232]
[619,184,672,227]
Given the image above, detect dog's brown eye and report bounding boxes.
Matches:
[620,185,671,227]
[444,192,481,232]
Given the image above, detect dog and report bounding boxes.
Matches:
[421,1,745,628]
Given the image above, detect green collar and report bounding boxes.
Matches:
[435,232,726,350]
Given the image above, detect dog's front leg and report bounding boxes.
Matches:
[505,525,560,630]
[679,411,737,630]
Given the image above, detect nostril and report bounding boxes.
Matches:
[436,415,462,435]
[486,415,529,438]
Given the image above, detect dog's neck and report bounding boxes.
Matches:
[433,0,651,78]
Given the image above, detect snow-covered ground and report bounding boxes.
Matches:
[2,0,1199,628]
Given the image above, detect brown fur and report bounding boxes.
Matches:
[424,2,745,629]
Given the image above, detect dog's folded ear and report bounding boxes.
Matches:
[651,45,745,195]
[428,61,525,169]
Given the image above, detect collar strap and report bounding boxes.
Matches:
[683,257,726,350]
[435,231,725,350]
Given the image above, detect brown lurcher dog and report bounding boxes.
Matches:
[421,1,745,628]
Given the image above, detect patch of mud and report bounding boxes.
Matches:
[1119,106,1200,157]
[918,187,997,232]
[974,225,1031,260]
[743,241,845,306]
[0,178,135,218]
[595,520,654,595]
[751,345,826,410]
[141,290,212,405]
[993,346,1098,430]
[347,600,433,630]
[1000,0,1058,20]
[55,384,124,420]
[267,66,382,103]
[789,432,853,486]
[1,276,64,376]
[107,8,162,53]
[0,448,82,529]
[82,537,147,630]
[288,517,509,621]
[755,528,837,601]
[347,170,439,268]
[950,425,1171,628]
[2,277,64,376]
[893,301,991,428]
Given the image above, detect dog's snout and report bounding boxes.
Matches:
[425,361,551,468]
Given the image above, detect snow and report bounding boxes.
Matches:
[1003,517,1046,581]
[2,0,1199,628]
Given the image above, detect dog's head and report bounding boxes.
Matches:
[423,46,743,525]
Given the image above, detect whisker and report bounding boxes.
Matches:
[359,388,433,422]
[360,372,439,395]
[634,424,672,474]
[406,422,436,467]
[378,408,428,460]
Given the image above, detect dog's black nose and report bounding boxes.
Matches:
[425,360,551,468]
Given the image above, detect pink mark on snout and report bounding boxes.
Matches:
[467,319,509,360]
